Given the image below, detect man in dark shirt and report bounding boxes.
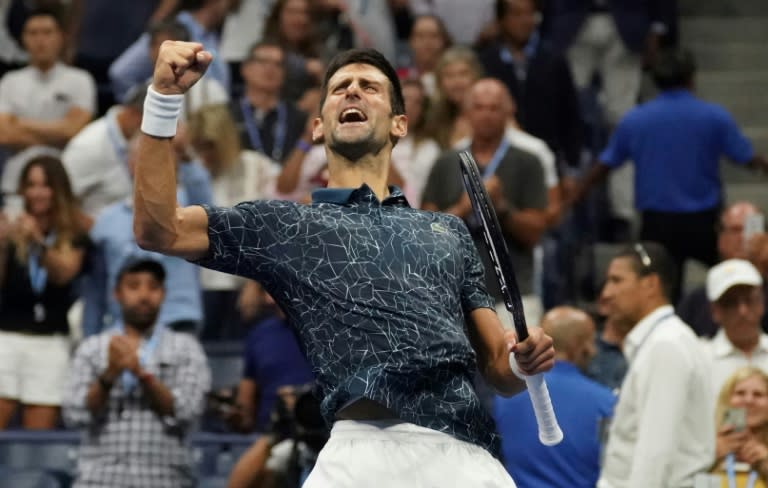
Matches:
[133,43,554,487]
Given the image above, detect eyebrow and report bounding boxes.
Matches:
[330,75,384,92]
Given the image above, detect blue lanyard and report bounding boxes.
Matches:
[628,312,674,364]
[726,453,758,488]
[27,233,56,295]
[481,138,511,181]
[116,322,164,393]
[240,97,287,161]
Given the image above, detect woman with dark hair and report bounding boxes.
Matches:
[0,156,89,429]
[397,14,453,98]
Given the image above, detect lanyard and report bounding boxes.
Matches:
[27,232,56,295]
[240,97,287,162]
[116,322,164,392]
[628,312,675,364]
[726,453,758,488]
[481,138,510,181]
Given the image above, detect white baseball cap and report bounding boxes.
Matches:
[706,259,763,302]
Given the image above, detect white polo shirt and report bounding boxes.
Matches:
[0,62,96,193]
[61,107,131,217]
[701,329,768,405]
[599,305,714,488]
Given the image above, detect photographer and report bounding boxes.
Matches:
[228,385,327,488]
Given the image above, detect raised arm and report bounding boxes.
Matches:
[133,41,212,260]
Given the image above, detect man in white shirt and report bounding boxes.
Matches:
[598,242,713,488]
[0,7,95,196]
[702,259,768,403]
[61,85,146,217]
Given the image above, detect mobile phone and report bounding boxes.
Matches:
[744,214,765,244]
[723,407,747,432]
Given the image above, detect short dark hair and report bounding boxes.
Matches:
[116,258,166,285]
[246,40,285,64]
[615,241,677,301]
[495,0,539,20]
[319,48,405,116]
[652,48,696,90]
[24,6,65,31]
[148,20,190,43]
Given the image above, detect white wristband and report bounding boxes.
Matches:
[141,85,184,138]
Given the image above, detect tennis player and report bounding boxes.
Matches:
[133,41,555,487]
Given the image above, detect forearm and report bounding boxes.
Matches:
[468,308,525,396]
[574,162,610,202]
[85,368,119,415]
[499,207,547,249]
[276,144,310,194]
[0,122,44,148]
[140,372,175,417]
[134,133,182,252]
[227,436,274,488]
[17,118,86,147]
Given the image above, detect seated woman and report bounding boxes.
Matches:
[712,366,768,486]
[0,156,88,429]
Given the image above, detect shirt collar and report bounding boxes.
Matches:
[712,328,768,358]
[658,88,693,99]
[31,61,61,81]
[624,304,675,360]
[311,184,410,207]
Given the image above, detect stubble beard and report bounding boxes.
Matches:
[329,130,388,163]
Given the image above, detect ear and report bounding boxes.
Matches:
[711,303,722,324]
[390,114,408,140]
[311,116,324,144]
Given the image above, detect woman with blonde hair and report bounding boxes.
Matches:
[712,366,768,486]
[187,105,280,339]
[428,46,484,150]
[0,156,89,429]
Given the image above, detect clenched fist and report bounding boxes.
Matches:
[152,41,213,95]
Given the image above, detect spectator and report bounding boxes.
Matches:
[390,78,440,209]
[598,242,713,487]
[262,0,323,101]
[60,84,147,218]
[82,134,211,336]
[233,41,308,165]
[147,19,230,119]
[478,0,582,169]
[541,0,678,126]
[187,104,280,339]
[710,367,768,485]
[427,46,483,150]
[396,15,453,98]
[409,0,496,46]
[679,202,768,337]
[0,7,96,197]
[108,0,231,103]
[496,306,616,487]
[229,284,314,433]
[63,258,211,488]
[586,299,630,391]
[702,259,768,404]
[423,78,548,328]
[67,0,180,112]
[574,48,768,303]
[0,156,88,429]
[219,0,279,86]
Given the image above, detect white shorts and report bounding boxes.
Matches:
[302,420,517,488]
[0,331,70,405]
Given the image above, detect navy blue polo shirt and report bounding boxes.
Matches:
[600,89,754,212]
[194,184,499,453]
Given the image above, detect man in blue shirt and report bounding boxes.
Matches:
[495,306,616,487]
[133,43,555,487]
[574,48,768,301]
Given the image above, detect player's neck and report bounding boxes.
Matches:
[326,153,390,201]
[245,86,280,112]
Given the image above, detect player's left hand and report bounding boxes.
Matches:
[506,327,555,376]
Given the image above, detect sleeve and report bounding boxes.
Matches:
[177,161,214,206]
[627,340,693,488]
[0,74,13,113]
[70,71,97,113]
[716,108,754,164]
[61,136,102,199]
[190,200,300,279]
[61,337,104,428]
[167,335,211,425]
[514,156,548,211]
[599,117,632,168]
[455,219,495,314]
[107,33,153,102]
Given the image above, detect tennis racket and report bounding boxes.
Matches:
[458,150,563,446]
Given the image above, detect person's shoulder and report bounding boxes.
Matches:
[63,116,106,149]
[162,328,206,355]
[56,64,95,84]
[0,66,33,85]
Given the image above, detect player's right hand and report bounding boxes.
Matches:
[152,41,213,96]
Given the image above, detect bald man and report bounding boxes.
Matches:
[678,201,768,337]
[423,78,548,328]
[494,307,616,487]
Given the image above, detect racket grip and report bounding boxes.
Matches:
[509,354,564,446]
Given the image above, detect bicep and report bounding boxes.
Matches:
[467,307,508,362]
[168,205,210,260]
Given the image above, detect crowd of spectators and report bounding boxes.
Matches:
[2,0,768,487]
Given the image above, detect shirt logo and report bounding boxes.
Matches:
[431,223,447,233]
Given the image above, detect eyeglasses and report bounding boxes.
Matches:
[634,243,652,272]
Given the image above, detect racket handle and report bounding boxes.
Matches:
[509,354,564,446]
